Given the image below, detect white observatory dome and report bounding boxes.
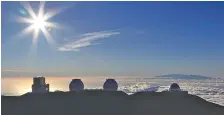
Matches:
[103,79,118,91]
[69,79,84,91]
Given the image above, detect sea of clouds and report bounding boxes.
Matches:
[114,78,224,106]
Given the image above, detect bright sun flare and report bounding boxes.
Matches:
[33,16,46,29]
[17,1,59,48]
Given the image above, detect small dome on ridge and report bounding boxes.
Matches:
[169,83,181,91]
[103,79,118,91]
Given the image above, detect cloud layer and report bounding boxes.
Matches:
[57,30,120,51]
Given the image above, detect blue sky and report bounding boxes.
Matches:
[2,1,224,78]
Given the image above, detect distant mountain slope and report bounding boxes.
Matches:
[156,74,211,79]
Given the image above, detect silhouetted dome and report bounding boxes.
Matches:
[103,79,118,91]
[69,79,84,91]
[169,83,180,91]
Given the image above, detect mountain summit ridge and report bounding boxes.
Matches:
[156,74,211,79]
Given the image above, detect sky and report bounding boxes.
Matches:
[2,1,224,78]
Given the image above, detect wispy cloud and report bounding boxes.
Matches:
[57,30,120,51]
[2,69,32,73]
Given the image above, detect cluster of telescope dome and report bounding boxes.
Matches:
[69,78,181,92]
[31,76,182,93]
[69,79,118,91]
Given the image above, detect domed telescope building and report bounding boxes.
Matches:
[32,76,49,93]
[103,79,118,91]
[169,83,181,91]
[69,79,84,91]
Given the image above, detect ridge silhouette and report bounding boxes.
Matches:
[2,90,224,115]
[2,77,224,115]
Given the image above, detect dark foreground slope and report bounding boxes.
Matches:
[2,90,224,115]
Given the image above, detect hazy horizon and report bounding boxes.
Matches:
[2,75,223,95]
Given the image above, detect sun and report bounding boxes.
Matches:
[33,16,46,30]
[17,1,59,48]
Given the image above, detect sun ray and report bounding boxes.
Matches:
[43,10,59,20]
[16,17,34,23]
[45,22,58,28]
[43,4,74,20]
[21,24,35,36]
[41,27,55,48]
[38,1,45,18]
[28,28,40,58]
[32,28,39,48]
[20,2,37,19]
